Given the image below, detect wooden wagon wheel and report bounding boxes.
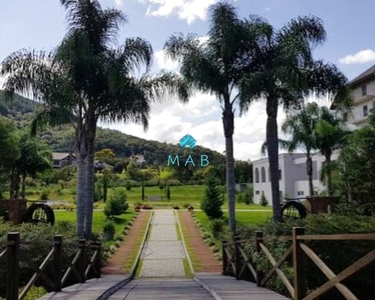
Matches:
[23,203,55,225]
[281,201,307,221]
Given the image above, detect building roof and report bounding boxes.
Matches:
[52,152,75,160]
[347,64,375,87]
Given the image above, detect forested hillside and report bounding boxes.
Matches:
[0,91,226,166]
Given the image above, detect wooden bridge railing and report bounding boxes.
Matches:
[222,227,375,300]
[0,232,102,300]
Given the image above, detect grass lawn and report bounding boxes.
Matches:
[54,210,134,239]
[194,210,273,234]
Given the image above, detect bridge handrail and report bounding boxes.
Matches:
[222,228,375,300]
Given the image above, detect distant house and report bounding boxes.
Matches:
[52,152,76,169]
[94,160,113,173]
[130,154,147,166]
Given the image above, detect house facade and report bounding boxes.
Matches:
[52,152,76,169]
[338,64,375,128]
[252,152,339,205]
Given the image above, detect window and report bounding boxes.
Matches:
[297,191,305,196]
[255,191,260,195]
[255,168,259,183]
[362,85,367,96]
[261,167,266,182]
[363,105,369,117]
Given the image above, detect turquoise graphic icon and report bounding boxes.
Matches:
[179,134,197,149]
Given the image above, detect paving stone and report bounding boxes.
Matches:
[141,259,185,277]
[141,241,186,259]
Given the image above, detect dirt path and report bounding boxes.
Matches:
[179,211,221,274]
[102,211,150,274]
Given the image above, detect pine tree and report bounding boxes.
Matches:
[201,175,224,219]
[260,192,269,207]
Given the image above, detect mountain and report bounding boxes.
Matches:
[0,91,226,166]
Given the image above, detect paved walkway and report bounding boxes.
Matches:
[141,210,186,277]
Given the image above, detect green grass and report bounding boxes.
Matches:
[122,211,152,273]
[194,210,273,233]
[176,212,203,272]
[54,210,134,239]
[182,258,193,277]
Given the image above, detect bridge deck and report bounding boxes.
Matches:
[195,274,289,300]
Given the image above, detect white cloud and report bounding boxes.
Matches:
[114,0,124,8]
[138,0,219,24]
[154,50,180,71]
[339,49,375,65]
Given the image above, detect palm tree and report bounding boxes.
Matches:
[240,16,350,222]
[315,107,349,196]
[164,2,270,233]
[282,102,320,196]
[1,0,187,238]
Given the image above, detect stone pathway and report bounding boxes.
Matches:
[140,210,186,278]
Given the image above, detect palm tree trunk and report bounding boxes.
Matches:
[84,117,97,239]
[222,104,236,234]
[325,154,333,196]
[266,97,281,223]
[21,174,26,200]
[306,152,314,197]
[76,150,87,238]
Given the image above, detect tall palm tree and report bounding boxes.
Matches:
[1,0,187,238]
[240,16,350,222]
[315,107,349,196]
[282,102,320,196]
[164,2,271,233]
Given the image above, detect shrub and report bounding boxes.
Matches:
[103,220,115,234]
[159,184,165,190]
[237,193,244,203]
[104,188,129,218]
[173,205,180,210]
[166,185,171,200]
[210,219,226,239]
[20,286,47,300]
[125,181,132,191]
[94,183,103,202]
[244,188,254,205]
[260,192,268,206]
[201,175,224,219]
[39,189,50,200]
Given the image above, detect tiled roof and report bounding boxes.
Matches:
[348,64,375,87]
[52,152,75,160]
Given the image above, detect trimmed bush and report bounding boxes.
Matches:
[104,188,129,218]
[260,192,268,206]
[210,218,226,239]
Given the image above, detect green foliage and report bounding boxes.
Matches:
[104,188,129,218]
[209,218,226,239]
[125,181,132,191]
[0,222,77,298]
[243,188,254,205]
[103,220,115,234]
[39,189,50,200]
[141,182,145,201]
[166,185,171,200]
[338,119,375,214]
[260,192,268,206]
[20,286,47,300]
[94,183,103,202]
[201,175,224,219]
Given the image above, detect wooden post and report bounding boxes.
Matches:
[235,235,241,280]
[255,231,263,286]
[94,242,101,278]
[6,232,20,300]
[53,235,62,291]
[222,240,228,275]
[293,227,306,300]
[78,239,86,283]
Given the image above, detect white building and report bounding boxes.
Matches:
[334,64,375,128]
[252,152,339,204]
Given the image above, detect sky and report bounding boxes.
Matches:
[1,0,375,161]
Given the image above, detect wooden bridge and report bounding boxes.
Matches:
[1,225,374,299]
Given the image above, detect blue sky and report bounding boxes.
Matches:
[1,0,374,160]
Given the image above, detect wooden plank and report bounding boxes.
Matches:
[297,233,375,241]
[300,243,358,300]
[304,249,375,300]
[259,243,294,298]
[293,227,306,300]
